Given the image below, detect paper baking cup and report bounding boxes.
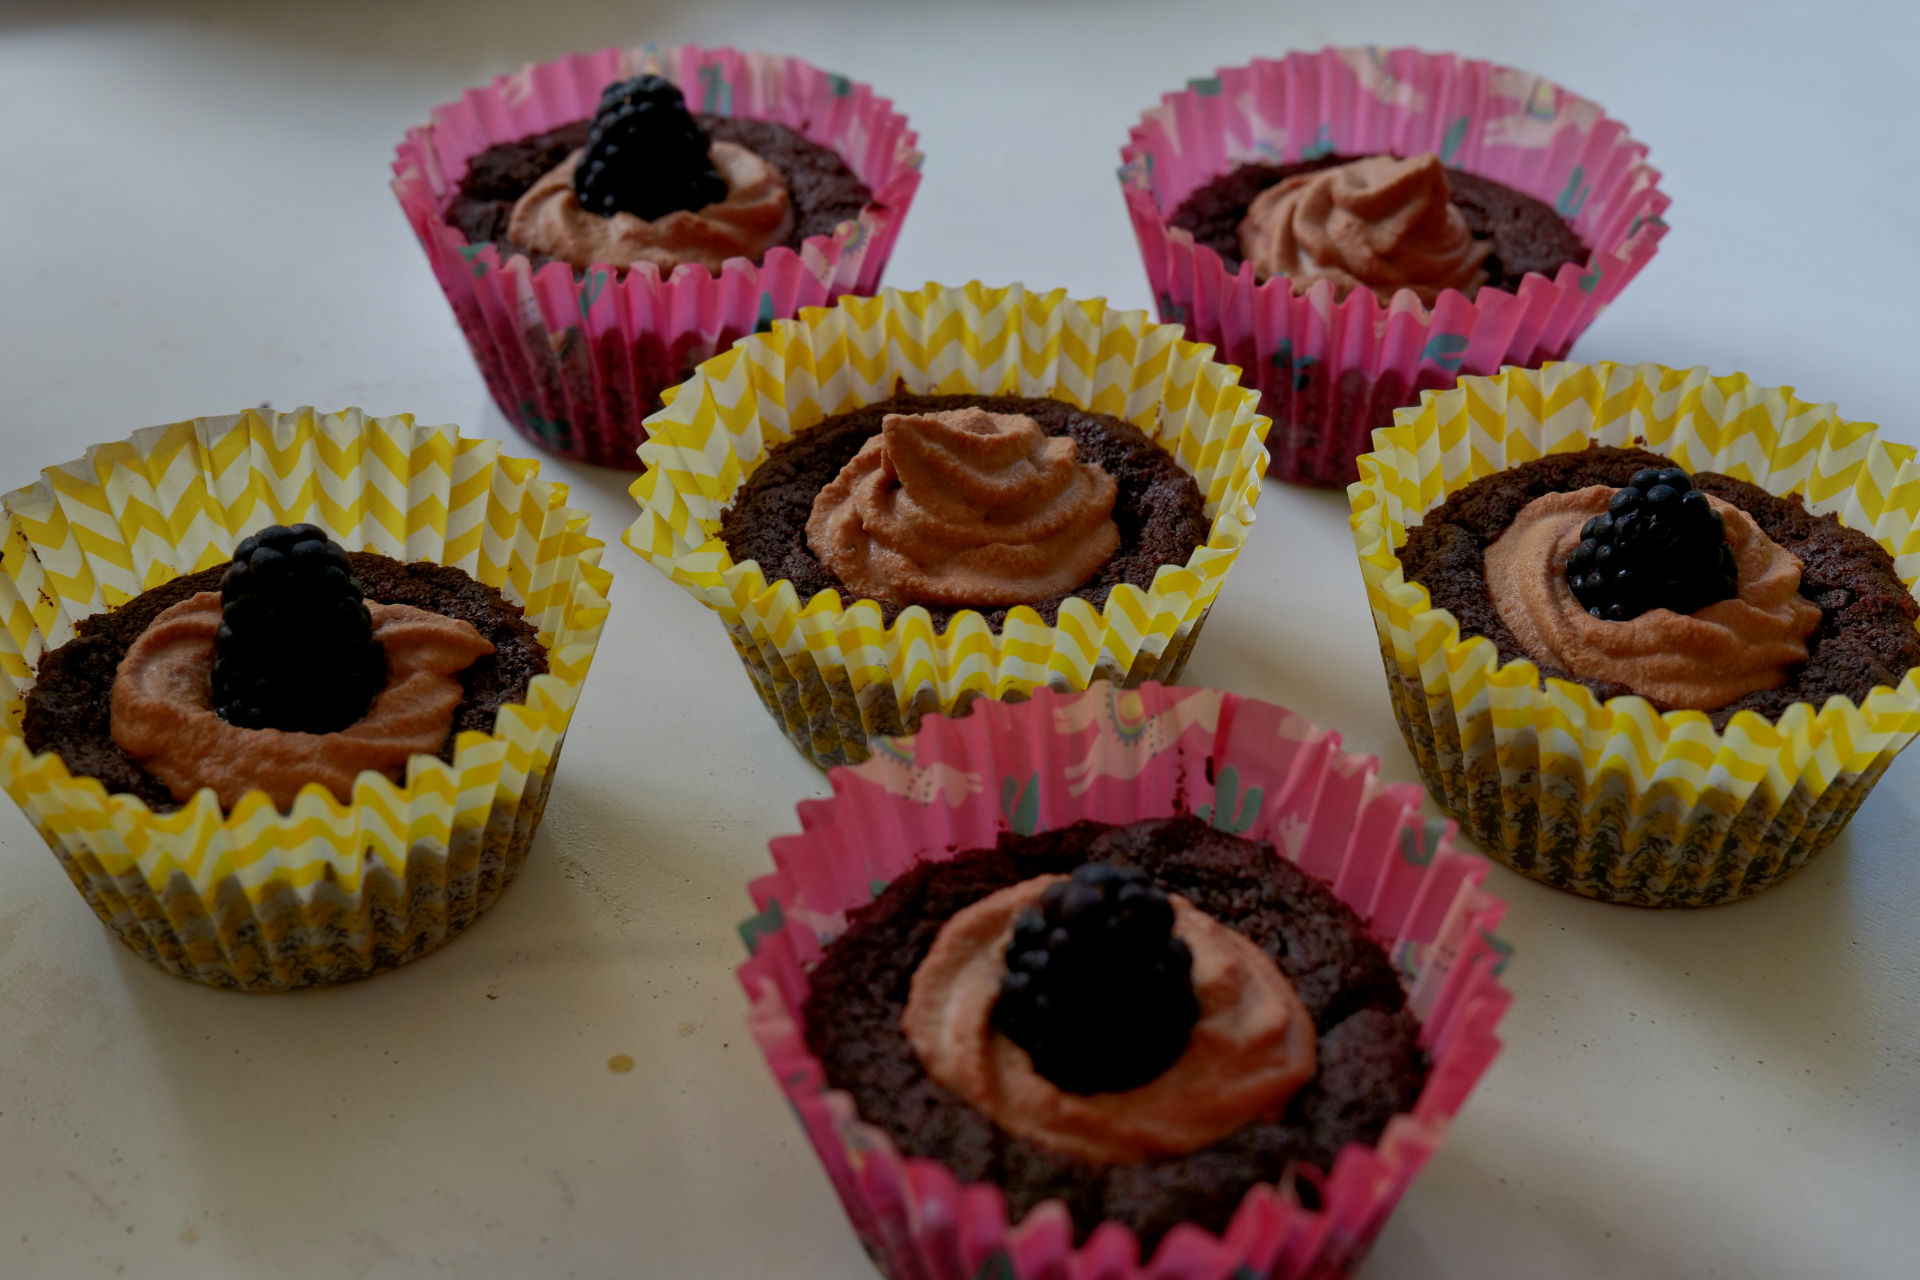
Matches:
[392,43,923,469]
[626,281,1271,769]
[1351,362,1920,907]
[739,680,1512,1278]
[1120,46,1669,488]
[0,408,611,990]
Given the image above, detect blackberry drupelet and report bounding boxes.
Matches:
[572,74,727,221]
[1566,467,1740,621]
[993,863,1200,1095]
[210,524,388,733]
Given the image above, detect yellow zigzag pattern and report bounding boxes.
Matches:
[0,408,611,897]
[626,282,1271,764]
[1350,363,1920,897]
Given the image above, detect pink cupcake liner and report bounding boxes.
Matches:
[392,43,923,468]
[1119,46,1669,488]
[739,681,1512,1277]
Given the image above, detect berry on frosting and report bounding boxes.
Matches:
[210,524,388,733]
[572,75,728,221]
[1566,467,1740,622]
[993,863,1200,1095]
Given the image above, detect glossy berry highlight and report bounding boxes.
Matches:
[572,74,727,221]
[1566,467,1740,622]
[211,524,387,733]
[993,862,1200,1095]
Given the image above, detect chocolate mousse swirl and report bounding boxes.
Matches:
[805,407,1121,609]
[1484,487,1822,710]
[903,875,1316,1165]
[111,594,495,810]
[508,143,795,273]
[1238,153,1490,304]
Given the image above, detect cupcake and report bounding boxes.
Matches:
[1119,46,1669,488]
[627,281,1271,769]
[0,408,610,989]
[740,681,1512,1278]
[1351,362,1920,907]
[392,43,922,468]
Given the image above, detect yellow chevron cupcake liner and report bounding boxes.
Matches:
[0,408,611,989]
[1350,362,1920,906]
[627,281,1270,767]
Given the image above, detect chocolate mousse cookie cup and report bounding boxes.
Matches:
[740,682,1513,1278]
[1119,47,1669,487]
[0,409,610,989]
[392,43,922,467]
[1351,363,1920,906]
[627,282,1271,768]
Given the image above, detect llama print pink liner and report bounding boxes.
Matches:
[1119,45,1669,487]
[740,681,1512,1277]
[393,42,923,468]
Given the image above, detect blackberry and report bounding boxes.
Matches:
[993,863,1200,1095]
[210,524,387,733]
[572,74,727,221]
[1565,466,1740,621]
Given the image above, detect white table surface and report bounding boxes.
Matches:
[2,1,1917,1276]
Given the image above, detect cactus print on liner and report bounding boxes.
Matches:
[1119,45,1669,487]
[740,682,1511,1278]
[799,811,1428,1251]
[393,43,924,468]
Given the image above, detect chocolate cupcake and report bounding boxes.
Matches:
[1397,447,1919,730]
[1351,362,1920,906]
[445,96,871,275]
[719,393,1212,630]
[24,535,547,815]
[627,282,1271,769]
[1168,151,1588,300]
[805,815,1426,1250]
[740,682,1513,1277]
[0,408,610,988]
[393,43,922,467]
[1119,47,1668,487]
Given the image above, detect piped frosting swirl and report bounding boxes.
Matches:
[805,407,1121,608]
[1484,486,1823,709]
[902,874,1317,1164]
[1238,153,1489,304]
[508,142,794,272]
[111,593,495,810]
